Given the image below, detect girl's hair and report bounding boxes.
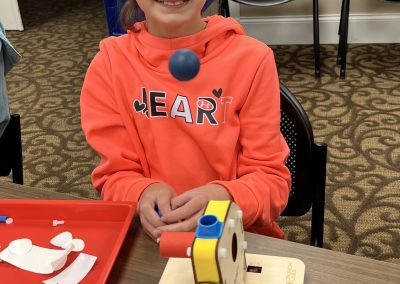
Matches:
[120,0,143,32]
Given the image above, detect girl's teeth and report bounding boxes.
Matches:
[159,0,185,6]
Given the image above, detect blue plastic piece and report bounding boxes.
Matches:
[195,214,224,239]
[102,0,215,36]
[168,49,200,81]
[0,215,8,222]
[156,208,163,217]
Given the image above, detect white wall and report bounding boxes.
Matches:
[208,0,400,44]
[0,0,23,31]
[241,0,400,16]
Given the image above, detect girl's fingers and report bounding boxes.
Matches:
[170,193,191,210]
[157,193,173,217]
[157,210,203,235]
[139,213,158,241]
[141,203,166,228]
[162,198,205,224]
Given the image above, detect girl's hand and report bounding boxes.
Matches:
[154,184,232,238]
[138,183,176,241]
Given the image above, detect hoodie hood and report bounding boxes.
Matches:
[128,15,245,71]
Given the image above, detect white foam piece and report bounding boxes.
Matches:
[0,240,72,274]
[50,232,73,248]
[69,239,85,252]
[43,253,97,284]
[9,239,32,255]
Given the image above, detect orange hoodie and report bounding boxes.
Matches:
[81,15,291,238]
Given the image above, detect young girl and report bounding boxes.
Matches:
[80,0,291,241]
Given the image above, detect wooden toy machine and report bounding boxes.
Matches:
[158,200,305,284]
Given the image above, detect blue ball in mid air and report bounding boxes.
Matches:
[168,49,200,81]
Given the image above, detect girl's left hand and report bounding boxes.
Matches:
[154,184,232,238]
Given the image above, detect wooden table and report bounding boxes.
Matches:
[1,180,399,284]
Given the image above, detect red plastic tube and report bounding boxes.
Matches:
[159,231,195,258]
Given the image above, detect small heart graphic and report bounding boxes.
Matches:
[134,100,146,112]
[212,88,223,98]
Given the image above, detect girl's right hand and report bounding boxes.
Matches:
[138,183,176,241]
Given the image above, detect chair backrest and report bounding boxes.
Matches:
[279,83,327,247]
[0,114,23,184]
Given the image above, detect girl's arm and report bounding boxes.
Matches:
[80,50,158,202]
[212,50,291,236]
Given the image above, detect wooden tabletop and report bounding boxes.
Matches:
[1,180,400,284]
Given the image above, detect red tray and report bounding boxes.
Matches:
[0,199,136,284]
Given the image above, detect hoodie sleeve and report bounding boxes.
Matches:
[80,46,158,202]
[211,49,291,237]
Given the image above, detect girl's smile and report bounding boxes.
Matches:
[137,0,206,38]
[155,0,190,8]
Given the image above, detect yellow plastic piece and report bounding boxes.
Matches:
[191,200,231,283]
[192,238,219,282]
[204,200,230,222]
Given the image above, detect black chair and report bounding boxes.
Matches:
[336,0,400,79]
[219,0,321,78]
[279,83,327,247]
[0,114,23,184]
[336,0,350,79]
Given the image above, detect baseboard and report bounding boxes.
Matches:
[240,13,400,45]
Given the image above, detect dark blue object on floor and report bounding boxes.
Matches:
[168,49,200,81]
[103,0,215,36]
[103,0,128,36]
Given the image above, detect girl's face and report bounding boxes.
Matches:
[136,0,207,38]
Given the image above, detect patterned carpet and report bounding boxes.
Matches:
[3,0,400,263]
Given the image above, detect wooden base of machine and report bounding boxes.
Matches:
[159,253,305,284]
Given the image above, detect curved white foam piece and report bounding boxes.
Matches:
[0,242,73,274]
[43,253,97,284]
[70,239,85,252]
[9,238,32,255]
[50,232,73,248]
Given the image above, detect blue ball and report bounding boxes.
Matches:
[168,49,200,81]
